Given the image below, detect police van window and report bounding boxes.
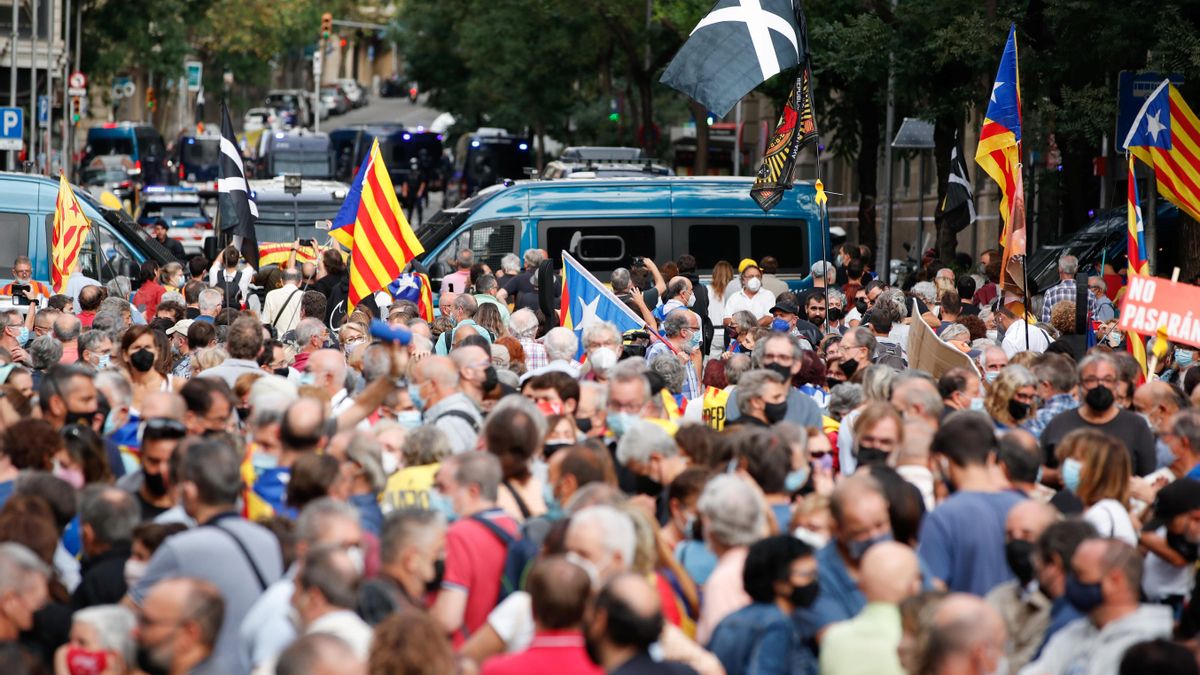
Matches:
[0,213,30,273]
[686,224,740,269]
[751,223,809,273]
[469,220,516,271]
[545,224,657,273]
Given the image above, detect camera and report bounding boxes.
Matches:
[11,284,30,306]
[632,256,645,267]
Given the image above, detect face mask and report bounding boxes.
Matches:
[839,357,860,378]
[1064,574,1104,613]
[789,581,820,608]
[13,326,29,347]
[94,353,111,370]
[543,482,563,520]
[395,410,422,428]
[771,318,791,333]
[793,527,828,549]
[1085,384,1114,411]
[1005,539,1036,586]
[1177,348,1195,369]
[136,642,170,675]
[846,532,892,561]
[130,348,156,373]
[1008,399,1031,421]
[236,406,251,422]
[686,293,696,308]
[1062,458,1083,494]
[1167,531,1200,562]
[857,446,888,467]
[407,383,426,411]
[575,416,593,434]
[425,559,445,594]
[816,453,834,471]
[143,470,168,498]
[66,646,109,675]
[826,307,844,323]
[53,462,85,489]
[124,558,149,588]
[686,329,702,352]
[427,488,457,522]
[969,397,987,412]
[102,408,122,436]
[588,347,618,374]
[986,329,999,343]
[251,451,279,471]
[745,277,762,292]
[298,372,316,386]
[784,466,810,492]
[482,366,499,391]
[854,299,868,315]
[381,451,400,476]
[607,411,638,438]
[346,545,365,575]
[65,409,95,429]
[764,400,788,424]
[273,366,290,378]
[984,370,1000,383]
[764,361,792,382]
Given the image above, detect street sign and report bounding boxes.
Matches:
[37,96,48,127]
[0,108,23,150]
[185,61,202,93]
[68,71,86,89]
[1118,71,1184,145]
[112,76,134,99]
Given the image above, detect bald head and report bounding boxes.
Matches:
[141,391,186,421]
[859,541,921,604]
[927,593,1007,674]
[307,349,348,396]
[282,398,326,452]
[414,355,460,405]
[1006,499,1057,543]
[53,313,81,343]
[600,571,662,635]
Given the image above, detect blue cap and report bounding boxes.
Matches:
[368,319,412,346]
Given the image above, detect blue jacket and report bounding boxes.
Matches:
[707,602,816,675]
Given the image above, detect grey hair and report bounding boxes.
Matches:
[1058,255,1079,276]
[72,605,137,666]
[610,268,632,292]
[500,253,521,274]
[79,485,139,545]
[28,335,63,370]
[649,354,685,395]
[98,296,129,317]
[751,331,804,368]
[569,505,636,568]
[892,373,946,419]
[828,383,864,419]
[811,260,834,280]
[523,249,546,268]
[295,318,326,346]
[939,323,970,342]
[579,380,608,410]
[490,344,511,369]
[91,312,121,335]
[616,420,678,466]
[844,326,877,355]
[861,364,897,403]
[735,368,786,415]
[450,451,503,502]
[346,433,387,493]
[248,375,298,420]
[509,308,539,339]
[1077,351,1119,379]
[0,542,50,594]
[1088,276,1107,293]
[661,311,690,338]
[827,288,846,306]
[177,438,243,506]
[582,321,621,350]
[725,353,752,384]
[295,498,362,545]
[609,359,651,402]
[52,314,81,342]
[95,370,133,409]
[105,276,132,299]
[697,474,766,548]
[380,509,447,565]
[403,424,453,466]
[911,281,937,306]
[298,545,360,610]
[161,291,185,306]
[361,343,392,382]
[198,288,223,313]
[79,330,111,357]
[282,268,302,283]
[543,327,579,362]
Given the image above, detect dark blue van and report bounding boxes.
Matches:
[79,123,169,185]
[413,176,828,289]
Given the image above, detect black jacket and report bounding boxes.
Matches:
[72,541,132,610]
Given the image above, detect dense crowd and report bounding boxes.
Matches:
[1,240,1200,675]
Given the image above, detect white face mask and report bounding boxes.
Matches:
[124,559,149,588]
[381,451,400,476]
[745,277,762,292]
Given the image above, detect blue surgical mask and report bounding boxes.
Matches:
[395,410,422,428]
[542,482,563,520]
[846,532,893,561]
[1062,458,1083,494]
[102,408,121,436]
[1177,348,1195,369]
[784,466,810,492]
[607,411,638,438]
[687,329,702,352]
[14,327,28,346]
[251,451,279,471]
[407,383,425,412]
[298,372,316,386]
[97,354,111,370]
[426,488,457,522]
[969,397,986,411]
[985,371,1000,383]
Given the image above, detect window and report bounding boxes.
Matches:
[469,220,516,271]
[751,224,809,273]
[0,214,31,274]
[544,223,659,273]
[686,224,740,269]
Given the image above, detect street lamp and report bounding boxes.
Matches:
[891,117,936,264]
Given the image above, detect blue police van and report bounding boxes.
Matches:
[412,176,828,290]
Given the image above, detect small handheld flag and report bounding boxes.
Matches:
[388,271,435,322]
[559,251,646,357]
[1127,159,1149,382]
[52,175,88,293]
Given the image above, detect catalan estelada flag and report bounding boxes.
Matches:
[334,140,424,310]
[257,242,318,268]
[1127,158,1150,382]
[1123,80,1200,222]
[560,251,645,357]
[388,271,435,321]
[52,174,88,293]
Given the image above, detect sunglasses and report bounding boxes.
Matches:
[142,417,187,440]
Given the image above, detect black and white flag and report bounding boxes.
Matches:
[940,128,977,234]
[660,0,806,117]
[218,101,259,267]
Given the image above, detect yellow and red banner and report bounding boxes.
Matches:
[52,175,88,293]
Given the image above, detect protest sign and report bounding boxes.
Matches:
[1119,274,1200,349]
[907,300,982,380]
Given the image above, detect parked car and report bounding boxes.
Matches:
[80,155,138,206]
[337,79,367,108]
[264,90,314,129]
[320,87,351,116]
[243,107,280,134]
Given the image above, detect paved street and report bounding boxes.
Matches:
[322,93,443,130]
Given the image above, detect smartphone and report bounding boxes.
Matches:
[11,284,29,306]
[298,239,315,247]
[314,220,331,230]
[369,319,412,345]
[632,256,644,267]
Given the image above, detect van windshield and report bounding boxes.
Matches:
[87,137,135,156]
[270,151,332,179]
[182,139,220,167]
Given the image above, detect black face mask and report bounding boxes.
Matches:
[1008,399,1031,421]
[764,400,788,424]
[64,409,95,429]
[575,417,593,434]
[236,406,251,422]
[136,643,170,675]
[543,442,572,459]
[143,470,168,498]
[855,299,868,314]
[130,348,156,373]
[1005,539,1036,586]
[857,445,888,467]
[425,559,445,594]
[790,581,820,608]
[1167,531,1200,562]
[826,307,844,323]
[1085,385,1114,411]
[634,473,662,498]
[274,367,290,378]
[764,362,793,383]
[839,357,860,378]
[482,366,499,391]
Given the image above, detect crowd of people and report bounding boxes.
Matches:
[1,239,1200,675]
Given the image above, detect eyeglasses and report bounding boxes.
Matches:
[1081,376,1118,388]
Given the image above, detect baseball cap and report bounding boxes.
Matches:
[738,258,759,274]
[770,300,801,316]
[1146,478,1200,530]
[167,319,194,336]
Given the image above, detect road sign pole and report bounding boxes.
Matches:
[29,0,36,170]
[62,0,71,179]
[8,0,17,169]
[45,0,52,174]
[313,38,323,133]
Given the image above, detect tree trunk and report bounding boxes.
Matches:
[535,123,545,172]
[933,112,962,264]
[637,75,654,155]
[689,99,709,176]
[856,99,880,253]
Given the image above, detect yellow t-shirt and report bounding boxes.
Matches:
[381,463,440,514]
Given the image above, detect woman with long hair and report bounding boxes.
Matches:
[1057,428,1137,545]
[984,364,1037,429]
[119,325,181,412]
[709,260,735,354]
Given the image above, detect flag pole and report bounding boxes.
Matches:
[1021,153,1029,351]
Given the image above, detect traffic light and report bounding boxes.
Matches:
[321,12,332,39]
[146,87,156,111]
[70,97,82,124]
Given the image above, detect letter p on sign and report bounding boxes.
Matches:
[3,109,18,136]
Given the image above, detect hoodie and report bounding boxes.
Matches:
[1018,604,1172,675]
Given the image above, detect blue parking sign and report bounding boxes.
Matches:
[37,96,48,126]
[0,107,23,150]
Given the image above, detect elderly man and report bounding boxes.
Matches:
[927,594,1009,675]
[1023,354,1079,440]
[644,309,702,399]
[53,313,82,364]
[695,474,768,644]
[522,326,581,382]
[1041,254,1096,323]
[891,373,944,429]
[359,509,447,625]
[451,344,497,404]
[729,369,788,428]
[411,355,482,454]
[290,545,372,659]
[293,318,329,372]
[473,273,511,322]
[978,344,1009,383]
[0,255,49,302]
[440,248,475,295]
[434,294,479,355]
[938,367,984,413]
[79,329,114,371]
[263,267,305,334]
[135,577,225,675]
[198,316,265,388]
[996,303,1051,357]
[509,308,549,371]
[725,332,823,428]
[725,260,776,321]
[196,288,223,322]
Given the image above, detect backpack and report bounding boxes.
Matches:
[217,272,243,309]
[873,341,908,369]
[468,513,532,606]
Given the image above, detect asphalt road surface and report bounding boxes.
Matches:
[323,93,444,130]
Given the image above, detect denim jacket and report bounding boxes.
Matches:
[707,602,816,675]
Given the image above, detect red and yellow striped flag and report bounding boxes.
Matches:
[345,140,424,310]
[52,175,88,293]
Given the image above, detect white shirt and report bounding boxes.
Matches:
[724,287,777,320]
[1083,499,1138,546]
[1001,319,1050,357]
[486,590,535,653]
[209,266,254,302]
[307,609,373,659]
[262,282,303,333]
[1142,526,1195,600]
